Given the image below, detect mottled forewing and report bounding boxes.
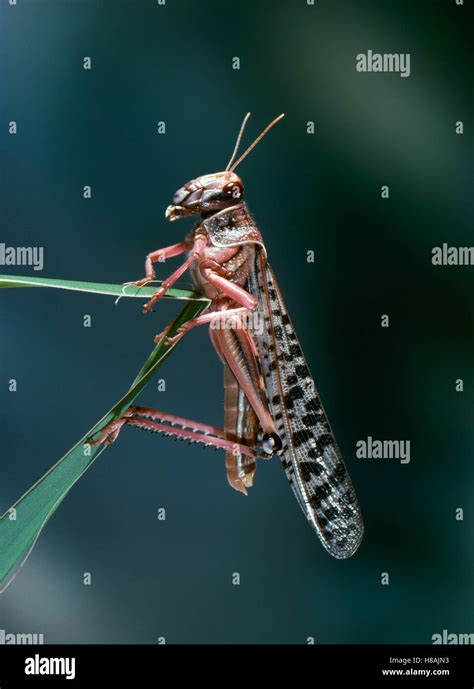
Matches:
[249,251,364,558]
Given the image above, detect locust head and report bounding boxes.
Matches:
[165,172,244,222]
[165,113,284,222]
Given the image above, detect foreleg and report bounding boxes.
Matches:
[125,242,188,288]
[142,236,207,313]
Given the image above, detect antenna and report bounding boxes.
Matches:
[225,112,251,171]
[230,113,285,172]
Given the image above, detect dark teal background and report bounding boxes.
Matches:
[0,0,473,643]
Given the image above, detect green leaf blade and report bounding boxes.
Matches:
[0,274,207,302]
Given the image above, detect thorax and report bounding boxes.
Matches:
[190,242,255,299]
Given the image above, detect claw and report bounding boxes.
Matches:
[164,328,185,346]
[153,333,163,344]
[123,276,156,289]
[143,287,166,313]
[89,411,134,446]
[153,320,179,345]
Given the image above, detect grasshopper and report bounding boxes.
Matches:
[93,114,364,558]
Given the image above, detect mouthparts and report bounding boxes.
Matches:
[165,205,187,221]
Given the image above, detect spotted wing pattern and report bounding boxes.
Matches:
[248,250,364,558]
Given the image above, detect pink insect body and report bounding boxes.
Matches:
[94,114,364,559]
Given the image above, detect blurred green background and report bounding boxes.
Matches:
[0,0,472,643]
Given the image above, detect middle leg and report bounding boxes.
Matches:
[161,303,249,345]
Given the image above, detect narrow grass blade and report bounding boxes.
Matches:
[0,274,206,302]
[0,298,208,592]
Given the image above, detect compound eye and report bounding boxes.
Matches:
[223,181,243,199]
